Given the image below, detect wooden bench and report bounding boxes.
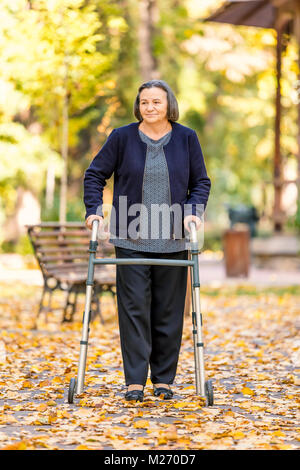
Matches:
[27,222,116,324]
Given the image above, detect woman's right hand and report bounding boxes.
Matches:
[85,214,104,230]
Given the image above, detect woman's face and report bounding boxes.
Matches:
[139,87,168,125]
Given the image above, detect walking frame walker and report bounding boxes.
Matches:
[68,219,214,406]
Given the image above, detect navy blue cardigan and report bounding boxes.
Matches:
[84,121,211,239]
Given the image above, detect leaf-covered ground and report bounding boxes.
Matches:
[0,282,299,450]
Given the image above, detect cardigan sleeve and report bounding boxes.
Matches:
[83,128,119,219]
[186,130,211,218]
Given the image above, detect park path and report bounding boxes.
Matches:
[0,260,299,450]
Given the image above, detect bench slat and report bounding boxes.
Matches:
[34,238,90,246]
[31,230,90,238]
[40,254,88,262]
[44,262,90,270]
[28,222,85,227]
[36,246,89,254]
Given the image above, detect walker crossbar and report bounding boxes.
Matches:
[94,258,194,266]
[67,219,214,406]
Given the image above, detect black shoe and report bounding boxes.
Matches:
[124,388,144,402]
[153,386,173,400]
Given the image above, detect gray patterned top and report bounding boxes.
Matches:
[109,128,186,252]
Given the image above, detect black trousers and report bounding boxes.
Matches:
[114,246,189,386]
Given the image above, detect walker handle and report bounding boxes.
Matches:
[91,218,100,241]
[188,221,198,244]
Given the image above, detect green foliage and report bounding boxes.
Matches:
[15,234,34,256]
[286,203,300,234]
[0,122,61,188]
[295,202,300,232]
[41,191,85,222]
[203,230,222,252]
[182,109,205,134]
[0,0,126,229]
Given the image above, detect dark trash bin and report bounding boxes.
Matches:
[228,205,259,237]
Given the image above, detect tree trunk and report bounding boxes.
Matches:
[59,63,69,224]
[138,0,160,81]
[273,21,283,232]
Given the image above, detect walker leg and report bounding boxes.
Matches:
[75,284,93,395]
[68,283,94,403]
[193,265,214,405]
[188,222,214,405]
[190,263,200,395]
[189,238,205,397]
[68,220,99,403]
[193,282,206,398]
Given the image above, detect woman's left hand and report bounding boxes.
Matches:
[184,214,201,232]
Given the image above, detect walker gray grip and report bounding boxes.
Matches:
[188,221,199,252]
[91,219,99,241]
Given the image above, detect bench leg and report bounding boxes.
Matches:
[63,287,78,322]
[110,286,117,313]
[62,285,106,324]
[38,286,46,317]
[35,285,53,327]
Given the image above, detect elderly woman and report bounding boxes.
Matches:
[84,80,211,402]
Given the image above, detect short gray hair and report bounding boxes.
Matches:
[133,80,179,122]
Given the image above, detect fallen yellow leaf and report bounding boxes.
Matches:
[37,404,47,412]
[52,376,64,384]
[22,380,33,389]
[133,420,149,429]
[242,387,255,396]
[157,436,167,445]
[2,441,28,450]
[231,431,245,440]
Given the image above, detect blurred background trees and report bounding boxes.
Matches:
[0,0,299,253]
